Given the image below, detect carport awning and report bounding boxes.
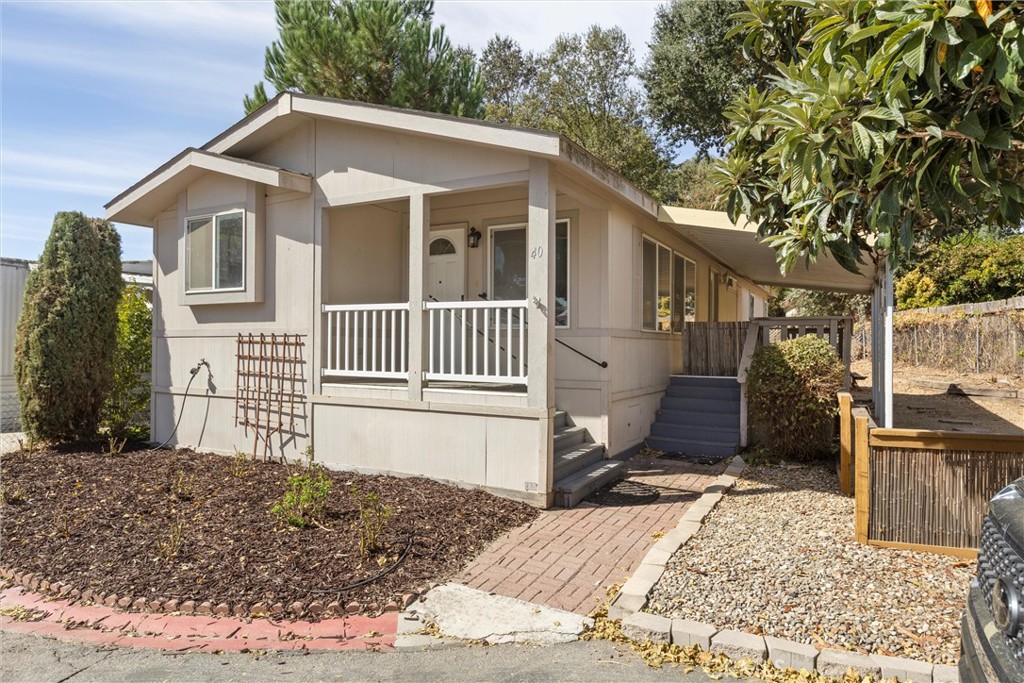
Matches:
[659,207,876,294]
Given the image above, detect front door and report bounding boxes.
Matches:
[428,227,466,376]
[428,228,465,302]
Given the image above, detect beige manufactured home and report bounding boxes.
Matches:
[107,93,870,507]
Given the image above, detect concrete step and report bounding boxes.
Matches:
[645,436,739,458]
[669,375,740,389]
[554,410,567,430]
[553,425,588,453]
[660,396,740,414]
[554,442,605,481]
[554,459,627,508]
[655,408,739,429]
[665,385,740,400]
[650,422,740,443]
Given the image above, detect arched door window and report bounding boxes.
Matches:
[429,238,456,256]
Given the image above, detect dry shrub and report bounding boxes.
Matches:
[747,336,844,461]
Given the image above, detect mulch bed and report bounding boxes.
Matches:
[1,446,537,616]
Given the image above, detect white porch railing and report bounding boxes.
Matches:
[322,303,409,379]
[425,300,529,384]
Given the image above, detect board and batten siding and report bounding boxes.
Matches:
[152,171,316,458]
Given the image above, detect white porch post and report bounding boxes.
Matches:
[527,158,555,408]
[408,192,430,400]
[527,158,555,499]
[882,259,894,427]
[870,259,895,428]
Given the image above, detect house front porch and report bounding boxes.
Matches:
[307,162,621,507]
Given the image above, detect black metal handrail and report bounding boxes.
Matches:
[477,294,608,369]
[554,338,608,369]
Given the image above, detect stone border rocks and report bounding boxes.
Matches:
[0,567,420,620]
[605,456,954,683]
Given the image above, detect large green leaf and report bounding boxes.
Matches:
[902,32,928,76]
[954,110,987,140]
[955,34,996,80]
[852,121,874,155]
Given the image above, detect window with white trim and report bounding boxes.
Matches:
[642,237,673,332]
[672,253,696,332]
[490,219,570,327]
[186,210,245,292]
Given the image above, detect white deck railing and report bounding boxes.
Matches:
[425,300,529,384]
[322,303,409,379]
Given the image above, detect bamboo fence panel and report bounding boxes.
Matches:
[868,447,1024,549]
[684,322,748,376]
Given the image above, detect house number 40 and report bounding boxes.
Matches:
[530,246,544,259]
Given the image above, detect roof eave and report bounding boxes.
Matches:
[105,148,311,226]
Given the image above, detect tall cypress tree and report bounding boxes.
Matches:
[244,0,483,118]
[15,212,123,442]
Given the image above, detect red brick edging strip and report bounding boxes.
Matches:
[0,584,398,652]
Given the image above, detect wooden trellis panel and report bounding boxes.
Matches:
[235,333,305,458]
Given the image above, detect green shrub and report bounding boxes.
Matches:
[272,465,332,528]
[352,487,394,557]
[896,235,1024,310]
[15,212,122,442]
[102,284,152,438]
[747,336,844,461]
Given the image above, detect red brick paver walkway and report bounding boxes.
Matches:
[0,585,396,652]
[457,456,724,615]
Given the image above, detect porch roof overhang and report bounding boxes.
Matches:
[658,207,875,294]
[105,148,312,226]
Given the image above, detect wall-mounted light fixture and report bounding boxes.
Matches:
[468,227,481,248]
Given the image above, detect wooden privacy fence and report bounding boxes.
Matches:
[838,392,1024,557]
[683,322,748,376]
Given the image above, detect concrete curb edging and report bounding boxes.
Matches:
[606,455,956,683]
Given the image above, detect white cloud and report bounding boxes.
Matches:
[1,134,183,200]
[2,36,259,116]
[20,1,276,45]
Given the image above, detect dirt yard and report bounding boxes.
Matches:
[1,446,537,614]
[852,358,1023,434]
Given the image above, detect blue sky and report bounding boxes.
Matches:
[1,0,664,261]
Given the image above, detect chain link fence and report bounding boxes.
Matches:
[850,303,1024,378]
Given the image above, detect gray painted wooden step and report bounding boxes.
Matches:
[669,375,740,388]
[553,460,627,508]
[656,408,738,429]
[650,423,740,443]
[553,425,588,453]
[665,385,740,400]
[645,436,739,457]
[661,396,740,413]
[554,442,605,482]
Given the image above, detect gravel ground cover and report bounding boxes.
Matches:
[1,446,537,612]
[644,463,973,664]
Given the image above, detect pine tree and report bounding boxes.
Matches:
[15,212,123,442]
[244,0,482,118]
